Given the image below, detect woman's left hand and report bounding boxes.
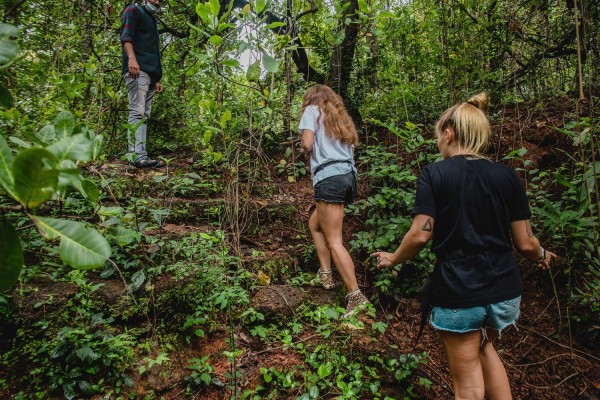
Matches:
[371,251,395,269]
[539,248,558,270]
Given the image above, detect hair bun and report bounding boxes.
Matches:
[467,92,489,112]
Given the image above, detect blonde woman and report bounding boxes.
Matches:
[373,93,557,399]
[299,85,369,318]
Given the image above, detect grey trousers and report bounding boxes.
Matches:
[124,71,157,158]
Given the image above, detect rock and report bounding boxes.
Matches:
[249,285,337,319]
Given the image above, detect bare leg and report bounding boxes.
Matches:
[480,329,512,400]
[315,201,358,293]
[308,209,332,271]
[440,330,486,400]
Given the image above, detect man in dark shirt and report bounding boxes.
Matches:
[120,0,165,168]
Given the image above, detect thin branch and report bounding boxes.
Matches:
[509,352,592,368]
[107,259,139,307]
[0,204,23,211]
[518,325,600,363]
[524,371,580,389]
[15,223,34,231]
[295,0,318,21]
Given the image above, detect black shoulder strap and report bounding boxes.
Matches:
[403,276,432,364]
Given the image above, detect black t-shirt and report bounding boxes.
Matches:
[412,156,531,308]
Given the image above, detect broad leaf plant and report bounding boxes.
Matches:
[0,23,110,292]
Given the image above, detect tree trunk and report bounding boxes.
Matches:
[326,0,362,126]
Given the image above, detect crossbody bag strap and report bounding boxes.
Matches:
[313,159,352,175]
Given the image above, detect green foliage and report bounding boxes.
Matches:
[350,144,434,298]
[0,110,109,290]
[276,146,306,182]
[0,0,598,397]
[138,352,170,375]
[42,315,134,399]
[31,216,111,270]
[185,355,215,387]
[153,172,221,198]
[257,329,428,399]
[527,119,600,336]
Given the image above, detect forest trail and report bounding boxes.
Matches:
[6,141,599,399]
[2,98,599,399]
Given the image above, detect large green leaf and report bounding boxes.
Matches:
[0,24,19,68]
[332,30,346,46]
[9,136,30,149]
[12,148,58,208]
[53,111,75,139]
[108,226,141,246]
[46,134,92,163]
[265,21,286,29]
[92,134,103,160]
[71,178,99,202]
[254,0,266,14]
[209,35,223,46]
[357,0,370,13]
[196,2,211,22]
[0,84,13,108]
[31,216,111,270]
[261,52,279,73]
[0,219,23,291]
[0,135,17,199]
[55,159,82,193]
[36,125,56,144]
[222,59,240,68]
[221,110,232,128]
[246,60,261,82]
[208,0,221,16]
[19,129,46,147]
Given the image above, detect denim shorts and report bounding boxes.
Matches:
[314,172,357,205]
[430,296,521,334]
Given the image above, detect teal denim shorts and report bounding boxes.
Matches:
[430,296,521,334]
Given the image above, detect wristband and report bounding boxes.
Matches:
[538,247,546,262]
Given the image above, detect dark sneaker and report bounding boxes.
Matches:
[310,269,336,289]
[131,156,158,168]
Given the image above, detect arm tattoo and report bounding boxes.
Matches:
[422,218,433,232]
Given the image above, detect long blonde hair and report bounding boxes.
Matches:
[435,92,490,155]
[300,85,359,146]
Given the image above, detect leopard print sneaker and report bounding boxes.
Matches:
[310,269,336,290]
[341,290,370,319]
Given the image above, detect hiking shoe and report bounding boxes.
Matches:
[310,269,336,289]
[131,156,158,168]
[152,159,166,168]
[341,290,370,319]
